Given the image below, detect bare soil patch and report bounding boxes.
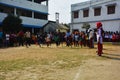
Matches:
[0,44,120,80]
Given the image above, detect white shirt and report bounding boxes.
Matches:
[89,31,94,39]
[6,34,10,40]
[25,31,31,38]
[97,28,103,44]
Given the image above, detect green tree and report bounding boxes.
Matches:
[64,23,69,28]
[82,23,90,30]
[82,23,90,32]
[2,14,22,32]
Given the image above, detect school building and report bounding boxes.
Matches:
[70,0,120,32]
[0,0,49,33]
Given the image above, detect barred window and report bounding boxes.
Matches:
[94,8,101,16]
[73,11,79,18]
[83,9,89,17]
[107,5,115,14]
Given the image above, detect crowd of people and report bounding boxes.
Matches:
[0,28,120,48]
[104,31,120,42]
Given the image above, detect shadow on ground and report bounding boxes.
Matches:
[102,53,120,61]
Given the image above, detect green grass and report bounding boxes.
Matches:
[0,75,5,80]
[0,56,81,70]
[0,48,107,72]
[0,59,39,72]
[0,53,95,72]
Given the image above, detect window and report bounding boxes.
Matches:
[27,0,32,1]
[17,9,32,17]
[34,12,48,20]
[0,8,4,12]
[83,9,89,17]
[73,11,79,18]
[94,7,101,16]
[34,0,41,4]
[107,5,116,14]
[0,4,14,14]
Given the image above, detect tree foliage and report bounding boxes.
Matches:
[82,23,90,30]
[2,14,22,32]
[63,23,70,28]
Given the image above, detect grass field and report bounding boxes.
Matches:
[0,44,120,80]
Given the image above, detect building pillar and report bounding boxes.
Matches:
[32,28,34,34]
[119,22,120,32]
[32,11,34,18]
[46,0,48,6]
[55,12,59,23]
[71,12,74,33]
[32,0,34,2]
[32,12,34,34]
[14,8,17,16]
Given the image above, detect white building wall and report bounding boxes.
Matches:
[0,13,7,23]
[0,13,48,27]
[103,20,120,31]
[71,0,120,32]
[21,16,48,27]
[71,24,84,32]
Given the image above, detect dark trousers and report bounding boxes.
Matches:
[89,38,93,48]
[0,39,3,47]
[18,37,24,46]
[26,38,31,47]
[97,42,103,56]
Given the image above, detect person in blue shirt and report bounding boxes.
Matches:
[0,29,3,48]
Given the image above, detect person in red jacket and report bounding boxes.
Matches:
[96,22,104,56]
[112,33,116,44]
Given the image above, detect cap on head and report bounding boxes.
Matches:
[96,22,102,29]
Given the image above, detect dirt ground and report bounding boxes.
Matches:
[0,44,120,80]
[73,45,120,80]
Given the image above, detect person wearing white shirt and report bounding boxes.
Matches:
[96,22,104,56]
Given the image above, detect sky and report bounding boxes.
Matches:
[48,0,89,24]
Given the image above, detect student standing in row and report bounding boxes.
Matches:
[25,30,31,48]
[96,22,104,56]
